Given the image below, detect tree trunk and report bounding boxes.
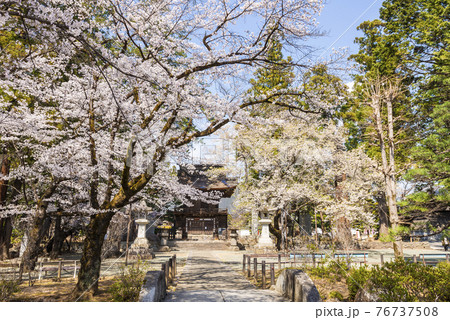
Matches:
[371,83,403,258]
[375,192,390,236]
[335,216,355,250]
[19,207,49,274]
[0,153,11,260]
[0,218,12,260]
[72,210,115,299]
[50,215,63,259]
[334,174,355,250]
[269,210,282,250]
[386,94,403,257]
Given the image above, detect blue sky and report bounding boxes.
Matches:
[189,1,385,162]
[311,0,383,58]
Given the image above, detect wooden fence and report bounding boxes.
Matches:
[0,255,179,284]
[160,255,177,288]
[242,252,450,289]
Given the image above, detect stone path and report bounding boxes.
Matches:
[164,251,286,302]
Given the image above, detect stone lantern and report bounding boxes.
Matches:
[229,228,239,250]
[129,201,154,259]
[157,221,172,252]
[255,208,276,252]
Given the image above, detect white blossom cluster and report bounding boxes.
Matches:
[234,119,383,226]
[0,1,325,218]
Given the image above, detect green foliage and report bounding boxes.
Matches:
[346,265,372,300]
[308,257,349,281]
[343,0,449,226]
[11,227,24,246]
[306,243,318,253]
[329,290,344,301]
[441,228,450,238]
[380,1,450,217]
[246,36,294,117]
[0,278,20,302]
[108,262,146,302]
[311,258,450,302]
[368,259,450,302]
[378,225,410,242]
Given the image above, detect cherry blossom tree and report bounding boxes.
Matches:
[0,0,327,296]
[234,119,382,249]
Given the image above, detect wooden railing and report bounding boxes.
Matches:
[0,259,80,283]
[242,252,450,289]
[0,255,179,284]
[160,255,177,288]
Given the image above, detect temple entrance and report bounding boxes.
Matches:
[186,218,215,235]
[173,164,237,240]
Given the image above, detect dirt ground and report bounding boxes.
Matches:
[310,276,350,301]
[9,276,116,302]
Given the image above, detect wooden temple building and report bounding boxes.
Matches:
[173,165,237,240]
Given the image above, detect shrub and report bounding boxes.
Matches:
[308,256,349,281]
[109,262,146,302]
[352,260,450,302]
[0,278,20,302]
[329,290,344,301]
[346,265,372,300]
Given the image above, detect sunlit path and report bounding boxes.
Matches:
[164,250,286,302]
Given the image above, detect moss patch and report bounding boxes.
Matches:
[10,277,116,302]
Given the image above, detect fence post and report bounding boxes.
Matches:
[168,258,173,283]
[73,261,77,278]
[413,255,417,264]
[447,254,449,263]
[363,253,367,264]
[278,254,281,270]
[312,253,316,268]
[247,256,251,277]
[243,254,246,273]
[38,262,43,281]
[380,254,384,265]
[270,263,275,286]
[253,258,257,281]
[172,255,176,280]
[165,260,170,284]
[262,260,266,289]
[161,263,167,288]
[293,252,296,267]
[57,260,63,281]
[422,254,426,266]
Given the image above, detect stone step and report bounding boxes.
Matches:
[170,240,231,250]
